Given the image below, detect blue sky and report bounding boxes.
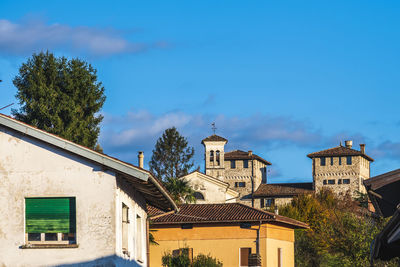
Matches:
[1,1,399,182]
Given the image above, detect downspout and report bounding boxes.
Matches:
[251,157,255,207]
[256,221,262,255]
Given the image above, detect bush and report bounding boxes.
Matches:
[161,249,223,267]
[193,254,223,267]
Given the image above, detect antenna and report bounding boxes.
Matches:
[0,103,14,111]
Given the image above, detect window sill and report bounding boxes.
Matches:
[20,244,79,249]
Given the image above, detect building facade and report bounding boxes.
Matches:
[0,114,176,266]
[307,140,374,196]
[149,203,308,267]
[201,135,271,207]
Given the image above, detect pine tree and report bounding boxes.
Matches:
[12,51,106,149]
[149,127,195,203]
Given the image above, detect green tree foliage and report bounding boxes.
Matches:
[12,51,106,149]
[279,190,397,267]
[150,127,195,203]
[162,249,223,267]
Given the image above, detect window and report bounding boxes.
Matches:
[231,160,236,169]
[181,224,193,229]
[25,197,76,245]
[330,157,334,165]
[265,198,274,207]
[278,248,283,267]
[122,203,129,252]
[328,179,335,185]
[343,179,350,184]
[338,179,342,184]
[235,182,246,187]
[323,180,327,185]
[240,248,251,267]
[136,215,143,261]
[339,157,342,165]
[243,160,249,168]
[216,150,220,165]
[193,192,205,200]
[209,151,214,162]
[346,156,352,165]
[320,157,326,166]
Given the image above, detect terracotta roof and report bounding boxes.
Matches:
[148,203,308,229]
[307,145,374,162]
[201,134,228,144]
[224,150,272,165]
[253,183,314,198]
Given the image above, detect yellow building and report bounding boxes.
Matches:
[149,203,308,267]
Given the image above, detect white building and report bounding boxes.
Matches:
[0,114,177,266]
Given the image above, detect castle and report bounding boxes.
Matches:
[182,134,374,208]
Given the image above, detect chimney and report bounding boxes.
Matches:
[345,140,353,149]
[248,150,253,156]
[138,151,144,168]
[360,144,365,154]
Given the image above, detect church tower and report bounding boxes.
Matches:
[201,135,227,179]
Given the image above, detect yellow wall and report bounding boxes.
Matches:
[150,223,295,267]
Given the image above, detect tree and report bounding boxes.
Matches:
[149,127,195,203]
[279,189,397,267]
[12,51,106,149]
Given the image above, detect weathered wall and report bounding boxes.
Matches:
[313,155,370,196]
[183,172,237,203]
[116,177,148,265]
[149,223,295,267]
[0,125,143,266]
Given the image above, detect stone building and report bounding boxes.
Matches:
[201,134,271,207]
[307,140,374,196]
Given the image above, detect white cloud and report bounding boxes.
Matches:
[0,19,165,56]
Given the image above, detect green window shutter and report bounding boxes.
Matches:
[26,197,76,233]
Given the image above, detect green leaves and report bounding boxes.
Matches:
[149,127,195,204]
[12,51,105,149]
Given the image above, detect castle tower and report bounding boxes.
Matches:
[307,140,373,196]
[201,135,228,179]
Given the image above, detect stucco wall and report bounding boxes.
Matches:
[149,223,295,267]
[183,172,237,203]
[0,125,145,266]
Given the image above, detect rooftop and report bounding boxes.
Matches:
[225,150,272,165]
[253,183,314,198]
[307,144,374,162]
[201,134,228,144]
[148,203,308,229]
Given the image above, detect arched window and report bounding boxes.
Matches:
[193,192,205,200]
[210,151,214,162]
[216,150,220,165]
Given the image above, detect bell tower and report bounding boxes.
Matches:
[201,134,227,179]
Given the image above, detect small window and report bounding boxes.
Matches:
[338,179,342,184]
[216,150,220,165]
[136,215,143,261]
[346,156,352,165]
[210,151,214,162]
[231,160,236,169]
[193,192,205,200]
[235,182,246,187]
[181,224,193,229]
[320,157,326,166]
[25,197,76,245]
[330,157,334,165]
[343,179,350,184]
[265,198,274,207]
[328,179,335,185]
[243,160,249,168]
[122,203,129,252]
[323,180,327,185]
[339,157,342,165]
